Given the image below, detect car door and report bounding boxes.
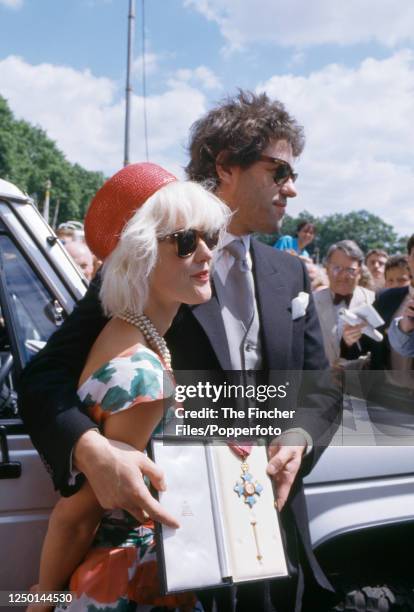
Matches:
[0,212,79,592]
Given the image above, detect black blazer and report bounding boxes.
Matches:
[18,239,339,602]
[351,286,410,370]
[370,286,409,370]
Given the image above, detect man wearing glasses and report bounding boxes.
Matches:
[19,91,339,611]
[313,240,375,368]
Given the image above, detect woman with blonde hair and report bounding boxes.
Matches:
[29,162,229,612]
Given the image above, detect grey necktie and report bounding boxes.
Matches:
[223,239,255,331]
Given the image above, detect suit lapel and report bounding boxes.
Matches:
[251,242,292,370]
[350,286,366,309]
[190,292,233,370]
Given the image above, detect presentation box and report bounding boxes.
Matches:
[150,439,288,593]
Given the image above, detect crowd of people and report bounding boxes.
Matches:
[17,89,413,612]
[273,231,414,370]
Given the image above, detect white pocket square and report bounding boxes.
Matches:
[291,292,309,320]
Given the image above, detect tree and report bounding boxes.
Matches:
[316,210,399,257]
[256,209,403,259]
[0,96,105,225]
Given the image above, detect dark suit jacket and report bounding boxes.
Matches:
[370,286,409,370]
[345,286,410,369]
[18,239,339,607]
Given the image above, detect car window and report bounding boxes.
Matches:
[0,234,61,365]
[0,304,17,418]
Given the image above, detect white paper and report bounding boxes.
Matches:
[338,303,385,342]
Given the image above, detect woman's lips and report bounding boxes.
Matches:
[192,270,210,282]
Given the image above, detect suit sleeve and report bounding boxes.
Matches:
[17,272,108,495]
[388,318,414,357]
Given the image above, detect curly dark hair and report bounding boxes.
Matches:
[185,90,305,188]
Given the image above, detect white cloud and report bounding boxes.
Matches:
[0,55,207,177]
[168,65,222,90]
[0,0,23,8]
[184,0,414,50]
[132,52,159,78]
[288,51,305,68]
[257,50,414,235]
[193,66,222,90]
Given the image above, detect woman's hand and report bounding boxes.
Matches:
[74,430,180,528]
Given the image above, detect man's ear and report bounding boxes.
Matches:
[215,151,234,185]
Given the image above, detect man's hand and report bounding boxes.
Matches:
[267,432,307,511]
[342,322,365,347]
[74,430,179,528]
[399,299,414,333]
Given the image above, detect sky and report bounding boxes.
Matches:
[0,0,413,235]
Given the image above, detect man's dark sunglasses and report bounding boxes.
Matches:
[159,228,220,258]
[258,155,298,185]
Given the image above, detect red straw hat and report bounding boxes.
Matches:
[85,162,177,260]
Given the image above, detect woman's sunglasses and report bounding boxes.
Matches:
[159,229,220,258]
[258,155,298,185]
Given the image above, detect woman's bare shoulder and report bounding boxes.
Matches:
[79,318,147,387]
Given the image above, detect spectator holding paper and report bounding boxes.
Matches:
[313,240,376,368]
[332,234,414,373]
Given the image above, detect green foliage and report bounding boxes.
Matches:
[256,209,404,260]
[0,96,105,225]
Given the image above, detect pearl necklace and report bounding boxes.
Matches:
[118,311,172,369]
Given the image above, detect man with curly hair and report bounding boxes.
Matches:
[19,91,339,612]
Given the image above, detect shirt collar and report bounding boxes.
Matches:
[220,232,251,251]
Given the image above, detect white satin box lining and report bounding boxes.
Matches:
[151,441,288,593]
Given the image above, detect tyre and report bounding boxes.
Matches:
[331,582,414,612]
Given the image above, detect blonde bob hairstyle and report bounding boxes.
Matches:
[99,180,230,317]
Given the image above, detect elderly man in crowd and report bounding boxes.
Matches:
[313,240,375,368]
[328,235,414,372]
[365,248,388,290]
[65,240,94,282]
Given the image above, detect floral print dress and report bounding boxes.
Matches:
[56,345,201,612]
